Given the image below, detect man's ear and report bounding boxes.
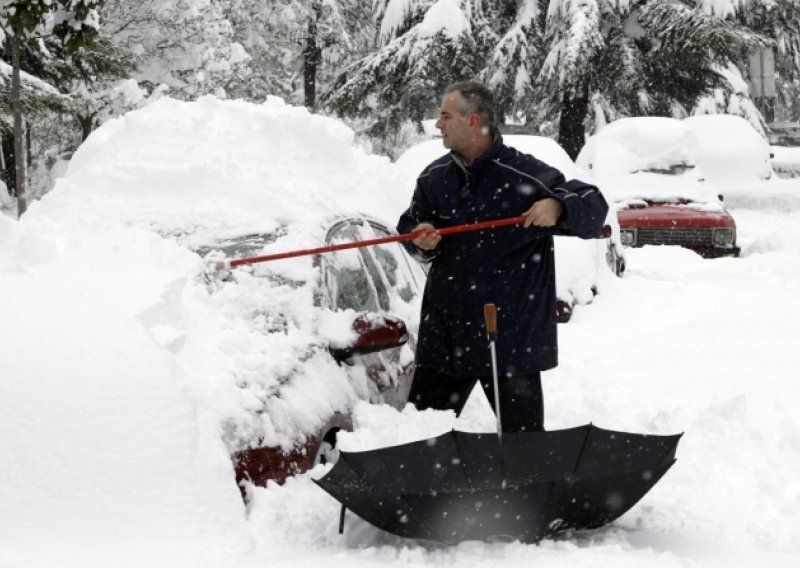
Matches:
[468,113,481,129]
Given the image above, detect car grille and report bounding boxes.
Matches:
[636,227,713,246]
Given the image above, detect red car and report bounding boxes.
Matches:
[577,117,740,258]
[615,198,738,258]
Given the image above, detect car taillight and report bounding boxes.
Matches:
[599,225,612,238]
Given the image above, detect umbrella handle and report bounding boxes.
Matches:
[484,304,502,439]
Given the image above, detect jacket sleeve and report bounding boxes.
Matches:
[517,154,609,239]
[550,178,610,239]
[396,179,441,263]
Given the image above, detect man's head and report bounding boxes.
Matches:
[435,82,498,161]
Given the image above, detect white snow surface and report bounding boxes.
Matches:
[2,97,800,567]
[416,0,470,38]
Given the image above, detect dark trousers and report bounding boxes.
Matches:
[408,366,544,432]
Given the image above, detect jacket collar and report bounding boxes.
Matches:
[450,135,505,174]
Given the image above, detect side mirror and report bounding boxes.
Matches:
[330,314,409,362]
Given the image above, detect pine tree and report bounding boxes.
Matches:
[212,0,373,108]
[101,0,248,101]
[323,0,487,140]
[727,0,800,121]
[1,0,103,217]
[481,1,543,122]
[485,0,771,158]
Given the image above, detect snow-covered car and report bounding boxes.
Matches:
[684,114,773,184]
[11,96,425,494]
[767,121,800,146]
[200,216,425,489]
[395,135,625,322]
[577,117,740,258]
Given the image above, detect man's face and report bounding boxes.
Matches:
[435,91,474,153]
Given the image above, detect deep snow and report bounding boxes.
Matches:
[1,97,799,567]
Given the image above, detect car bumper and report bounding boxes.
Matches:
[695,245,740,259]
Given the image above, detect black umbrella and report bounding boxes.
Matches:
[315,304,681,543]
[315,425,680,543]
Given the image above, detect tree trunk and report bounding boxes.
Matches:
[26,120,32,168]
[303,1,322,111]
[80,115,95,142]
[1,133,15,197]
[11,33,27,217]
[557,82,590,161]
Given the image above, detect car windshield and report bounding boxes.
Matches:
[193,230,285,259]
[192,228,309,288]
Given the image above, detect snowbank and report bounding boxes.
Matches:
[0,95,411,563]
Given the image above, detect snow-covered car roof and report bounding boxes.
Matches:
[683,114,773,183]
[62,96,405,248]
[576,117,723,206]
[576,117,698,178]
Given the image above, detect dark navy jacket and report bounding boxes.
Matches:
[397,136,608,379]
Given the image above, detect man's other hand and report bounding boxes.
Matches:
[412,223,442,250]
[523,198,564,228]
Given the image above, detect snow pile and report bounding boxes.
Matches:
[683,114,772,183]
[417,0,470,38]
[26,94,413,452]
[0,95,413,563]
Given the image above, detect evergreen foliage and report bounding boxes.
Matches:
[2,0,800,213]
[323,0,487,135]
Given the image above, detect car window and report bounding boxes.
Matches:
[325,222,383,312]
[360,222,422,307]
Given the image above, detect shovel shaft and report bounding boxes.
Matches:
[226,215,527,268]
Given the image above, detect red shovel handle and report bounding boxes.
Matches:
[223,215,528,269]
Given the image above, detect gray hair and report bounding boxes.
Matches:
[445,82,499,137]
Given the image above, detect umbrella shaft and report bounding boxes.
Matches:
[489,341,502,439]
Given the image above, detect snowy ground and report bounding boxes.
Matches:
[243,204,800,568]
[1,98,800,567]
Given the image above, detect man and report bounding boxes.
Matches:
[397,82,608,432]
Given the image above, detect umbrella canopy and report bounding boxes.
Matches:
[315,424,681,543]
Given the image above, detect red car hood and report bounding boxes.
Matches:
[617,202,735,229]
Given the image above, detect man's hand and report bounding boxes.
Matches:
[411,222,442,251]
[523,198,564,228]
